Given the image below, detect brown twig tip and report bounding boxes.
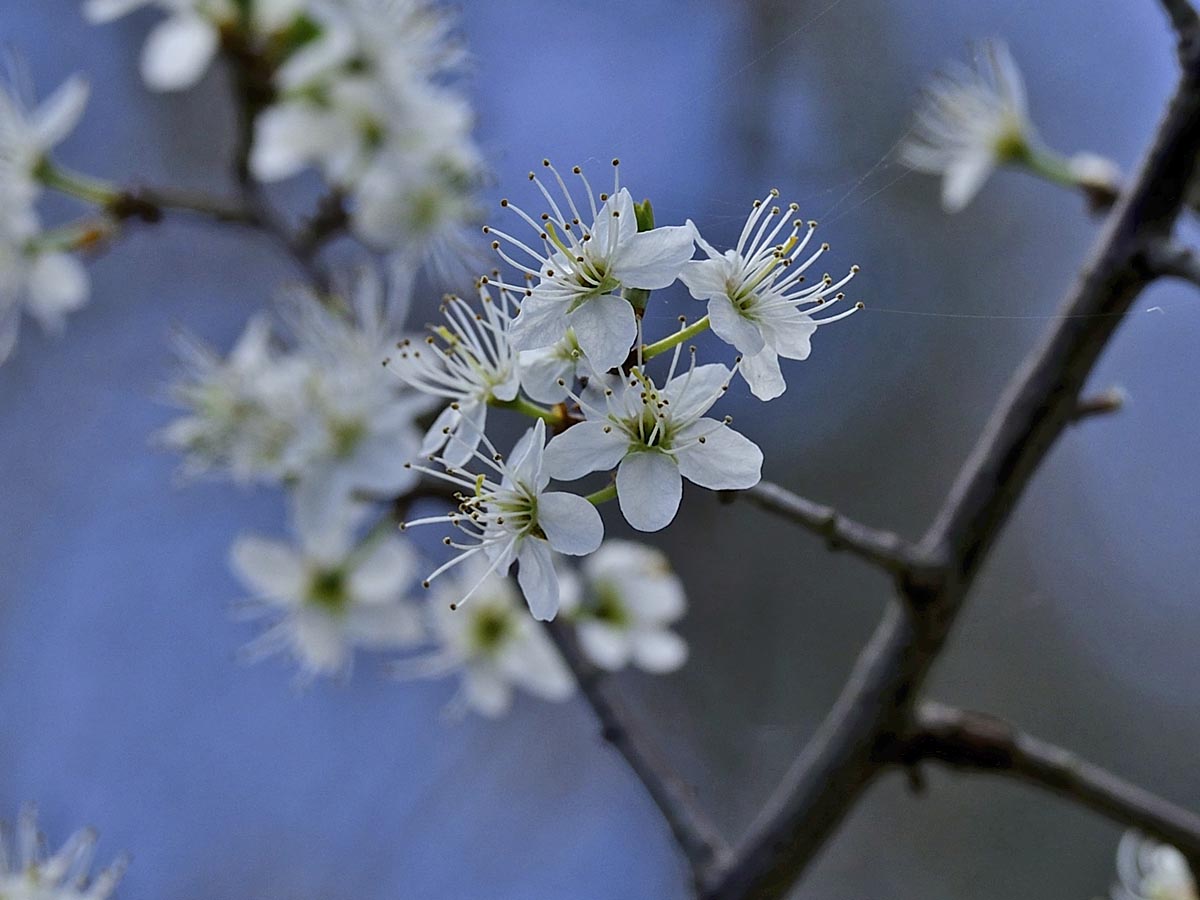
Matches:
[1072,387,1127,422]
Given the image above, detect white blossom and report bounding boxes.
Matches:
[563,540,688,673]
[385,282,520,468]
[232,500,423,678]
[0,74,92,364]
[516,327,594,405]
[0,805,126,900]
[544,355,762,532]
[83,0,304,91]
[1112,833,1198,900]
[393,556,574,717]
[487,159,696,371]
[681,191,861,400]
[160,315,312,482]
[402,419,604,621]
[900,40,1035,212]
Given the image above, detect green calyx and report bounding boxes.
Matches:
[307,567,349,615]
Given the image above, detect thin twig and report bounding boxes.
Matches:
[908,702,1200,869]
[1071,387,1127,423]
[1145,238,1200,289]
[725,481,927,576]
[705,29,1200,900]
[543,619,731,891]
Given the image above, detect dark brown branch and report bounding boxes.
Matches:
[705,31,1200,900]
[908,702,1200,868]
[543,619,731,890]
[724,481,927,576]
[1160,0,1200,43]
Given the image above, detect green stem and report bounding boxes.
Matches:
[1021,146,1079,190]
[35,159,121,206]
[31,218,115,253]
[490,395,562,424]
[585,483,618,505]
[642,315,711,360]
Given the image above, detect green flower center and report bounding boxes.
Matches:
[470,606,514,652]
[306,568,349,615]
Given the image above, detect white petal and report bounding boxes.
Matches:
[83,0,151,23]
[230,536,307,601]
[767,311,817,361]
[25,253,88,332]
[140,15,219,91]
[738,346,786,401]
[674,420,762,491]
[664,363,730,421]
[616,452,682,532]
[347,430,420,495]
[707,293,765,355]
[567,294,636,372]
[538,491,604,556]
[543,421,627,481]
[500,629,574,699]
[591,188,637,251]
[509,294,568,352]
[613,224,696,290]
[348,536,415,604]
[439,401,485,469]
[518,346,574,403]
[506,419,546,490]
[463,667,512,717]
[0,300,20,366]
[250,103,338,182]
[419,404,460,457]
[292,613,348,674]
[678,257,730,301]
[631,629,688,673]
[343,602,423,648]
[941,153,995,213]
[516,539,560,621]
[577,622,632,671]
[32,76,89,149]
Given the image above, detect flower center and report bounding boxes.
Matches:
[470,605,514,652]
[306,567,349,615]
[329,416,367,458]
[590,582,631,628]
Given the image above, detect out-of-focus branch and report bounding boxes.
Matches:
[907,703,1200,869]
[543,619,731,891]
[704,26,1200,900]
[723,481,928,576]
[1159,0,1200,44]
[1145,238,1200,289]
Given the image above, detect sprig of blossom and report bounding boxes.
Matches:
[486,159,696,371]
[393,556,574,717]
[0,805,126,900]
[901,39,1120,211]
[682,191,861,400]
[232,499,423,678]
[1111,833,1198,900]
[563,540,688,673]
[402,419,604,620]
[544,354,762,532]
[0,74,92,364]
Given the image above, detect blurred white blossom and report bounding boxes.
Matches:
[563,540,688,673]
[900,40,1035,212]
[544,361,761,532]
[490,159,696,371]
[403,419,604,621]
[232,500,422,678]
[682,191,861,400]
[394,556,574,717]
[1112,833,1198,900]
[0,805,126,900]
[0,74,92,364]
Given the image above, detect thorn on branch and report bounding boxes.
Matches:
[1071,387,1126,423]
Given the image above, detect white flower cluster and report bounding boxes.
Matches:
[0,75,92,365]
[85,0,484,257]
[0,806,125,900]
[1112,833,1198,900]
[392,159,859,618]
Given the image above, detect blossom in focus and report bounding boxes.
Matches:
[0,805,126,900]
[0,74,92,364]
[232,500,423,678]
[563,540,688,673]
[516,328,594,405]
[488,159,696,371]
[83,0,304,91]
[403,419,603,620]
[394,556,574,717]
[386,282,520,468]
[544,359,762,532]
[900,39,1036,212]
[1112,833,1198,900]
[682,191,861,400]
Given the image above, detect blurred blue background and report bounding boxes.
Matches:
[1,1,1198,898]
